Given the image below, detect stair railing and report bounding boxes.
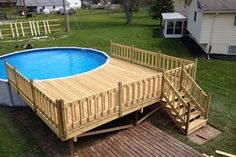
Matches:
[181,69,211,119]
[163,75,191,130]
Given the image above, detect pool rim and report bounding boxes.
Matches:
[0,47,110,82]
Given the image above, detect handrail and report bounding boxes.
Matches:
[110,41,194,71]
[182,69,210,119]
[164,67,182,90]
[163,76,191,129]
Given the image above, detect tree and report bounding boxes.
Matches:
[121,0,137,25]
[150,0,174,25]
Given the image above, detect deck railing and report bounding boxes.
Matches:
[63,73,163,139]
[5,62,61,137]
[182,69,211,119]
[163,75,191,130]
[110,41,194,71]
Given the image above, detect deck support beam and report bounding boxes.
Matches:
[68,139,74,157]
[137,105,161,125]
[133,111,138,126]
[75,105,161,140]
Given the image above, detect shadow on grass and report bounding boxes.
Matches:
[181,36,206,59]
[152,27,162,38]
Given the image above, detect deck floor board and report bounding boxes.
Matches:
[34,58,159,103]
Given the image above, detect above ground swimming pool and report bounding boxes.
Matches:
[0,48,109,80]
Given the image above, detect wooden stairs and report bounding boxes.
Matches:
[161,68,211,135]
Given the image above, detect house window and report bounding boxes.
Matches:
[194,11,197,22]
[42,6,45,9]
[228,46,236,54]
[53,6,55,9]
[234,14,236,26]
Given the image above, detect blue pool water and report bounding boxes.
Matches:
[0,48,108,80]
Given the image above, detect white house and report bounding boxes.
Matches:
[187,0,236,55]
[16,0,69,14]
[162,0,236,55]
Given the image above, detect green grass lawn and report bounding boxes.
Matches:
[0,107,44,157]
[0,9,236,157]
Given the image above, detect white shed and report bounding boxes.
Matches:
[162,13,187,38]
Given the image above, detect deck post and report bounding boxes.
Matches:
[30,79,37,112]
[4,61,15,106]
[131,44,134,63]
[185,103,191,134]
[133,111,138,126]
[161,70,165,98]
[110,40,113,55]
[118,82,123,117]
[158,51,162,70]
[194,59,198,80]
[205,93,211,119]
[179,64,184,91]
[56,99,66,140]
[68,138,74,157]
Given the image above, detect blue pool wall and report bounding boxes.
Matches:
[0,47,109,106]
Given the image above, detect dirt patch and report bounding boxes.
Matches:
[188,125,222,145]
[150,106,181,133]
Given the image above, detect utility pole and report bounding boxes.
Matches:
[62,0,70,33]
[23,0,26,13]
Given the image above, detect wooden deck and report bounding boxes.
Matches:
[77,122,203,157]
[5,42,211,144]
[34,58,160,103]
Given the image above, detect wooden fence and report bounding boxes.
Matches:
[0,19,60,39]
[110,41,194,71]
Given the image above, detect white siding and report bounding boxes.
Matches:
[187,0,203,42]
[200,14,236,54]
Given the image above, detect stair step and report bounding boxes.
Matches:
[176,110,201,122]
[189,110,201,121]
[186,118,207,135]
[166,103,196,115]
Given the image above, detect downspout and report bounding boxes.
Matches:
[208,12,217,59]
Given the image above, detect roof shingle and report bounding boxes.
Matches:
[200,0,236,12]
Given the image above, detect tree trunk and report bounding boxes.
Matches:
[123,0,136,25]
